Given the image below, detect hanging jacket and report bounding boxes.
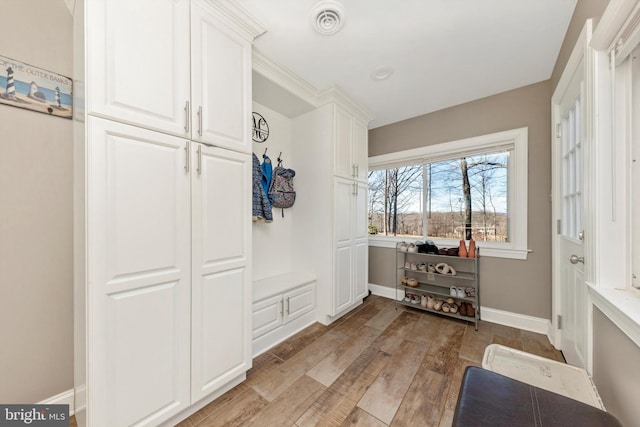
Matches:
[261,154,273,204]
[252,153,273,222]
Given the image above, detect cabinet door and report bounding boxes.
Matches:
[191,144,251,402]
[253,294,283,339]
[284,283,316,323]
[87,117,191,426]
[87,0,191,136]
[352,119,369,182]
[333,106,354,179]
[354,182,369,300]
[334,179,354,314]
[191,1,252,153]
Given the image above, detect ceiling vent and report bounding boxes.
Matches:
[310,1,345,36]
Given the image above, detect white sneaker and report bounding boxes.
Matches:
[456,287,465,298]
[450,286,457,296]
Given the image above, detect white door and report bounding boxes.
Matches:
[334,178,354,314]
[553,65,587,367]
[87,0,191,136]
[87,117,191,425]
[352,118,369,182]
[190,143,251,402]
[354,181,369,300]
[191,0,252,153]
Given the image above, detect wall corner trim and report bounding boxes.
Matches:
[38,388,75,416]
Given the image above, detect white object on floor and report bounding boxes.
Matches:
[482,344,605,410]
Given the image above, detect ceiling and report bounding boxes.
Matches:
[237,0,577,129]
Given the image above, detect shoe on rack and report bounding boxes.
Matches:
[450,286,457,296]
[456,287,465,298]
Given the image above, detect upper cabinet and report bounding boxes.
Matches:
[191,1,252,152]
[333,105,369,182]
[87,0,259,153]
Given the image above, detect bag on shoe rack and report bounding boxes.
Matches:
[268,166,296,213]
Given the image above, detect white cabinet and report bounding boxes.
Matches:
[80,118,252,426]
[333,178,369,314]
[333,106,369,182]
[290,100,371,323]
[252,273,316,357]
[190,145,251,402]
[76,1,262,425]
[190,0,253,152]
[87,0,254,153]
[84,118,193,425]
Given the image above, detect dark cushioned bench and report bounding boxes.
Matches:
[453,366,623,427]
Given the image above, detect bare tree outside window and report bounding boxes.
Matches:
[368,150,509,242]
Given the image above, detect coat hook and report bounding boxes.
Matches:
[263,147,268,157]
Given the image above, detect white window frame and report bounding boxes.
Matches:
[368,127,528,260]
[588,0,640,349]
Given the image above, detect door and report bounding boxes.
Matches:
[333,106,353,179]
[352,118,369,182]
[87,0,191,136]
[334,178,355,314]
[354,181,369,300]
[191,0,252,153]
[87,117,191,425]
[553,59,587,368]
[190,143,252,402]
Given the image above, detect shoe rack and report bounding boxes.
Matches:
[396,241,480,330]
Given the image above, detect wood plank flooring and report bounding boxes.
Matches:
[178,295,564,427]
[71,295,564,427]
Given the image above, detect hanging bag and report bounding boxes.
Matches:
[268,162,296,216]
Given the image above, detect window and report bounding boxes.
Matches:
[368,128,528,259]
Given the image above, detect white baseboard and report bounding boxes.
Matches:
[38,388,75,416]
[368,283,402,300]
[480,306,552,337]
[368,283,552,340]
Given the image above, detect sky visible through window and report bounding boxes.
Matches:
[368,150,509,241]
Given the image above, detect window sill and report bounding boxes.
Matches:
[588,283,640,348]
[367,236,529,260]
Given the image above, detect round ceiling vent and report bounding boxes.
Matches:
[310,1,345,35]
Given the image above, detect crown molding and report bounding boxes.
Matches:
[202,0,267,41]
[252,49,374,124]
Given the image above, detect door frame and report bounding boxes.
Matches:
[551,19,596,369]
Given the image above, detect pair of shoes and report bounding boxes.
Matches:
[436,263,456,275]
[465,287,476,297]
[459,302,475,317]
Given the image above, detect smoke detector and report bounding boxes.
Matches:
[310,1,345,35]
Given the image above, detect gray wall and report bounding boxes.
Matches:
[553,2,640,426]
[0,0,73,402]
[369,80,553,319]
[593,308,640,427]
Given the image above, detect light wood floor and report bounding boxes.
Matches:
[71,295,563,427]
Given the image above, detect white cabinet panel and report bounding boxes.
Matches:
[191,143,251,402]
[334,245,353,313]
[354,241,369,300]
[88,117,191,425]
[355,182,368,241]
[333,107,353,179]
[195,146,249,267]
[87,0,190,136]
[192,1,252,152]
[108,282,188,426]
[352,119,368,182]
[285,283,315,322]
[192,268,248,401]
[335,178,353,245]
[253,294,283,339]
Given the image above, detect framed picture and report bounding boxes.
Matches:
[0,55,72,119]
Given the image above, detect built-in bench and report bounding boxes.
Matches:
[252,271,317,357]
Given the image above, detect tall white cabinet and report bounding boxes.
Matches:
[74,1,263,425]
[291,101,372,322]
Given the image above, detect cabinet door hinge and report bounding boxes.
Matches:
[556,123,562,138]
[556,219,562,235]
[557,314,562,330]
